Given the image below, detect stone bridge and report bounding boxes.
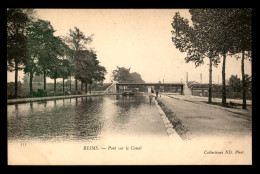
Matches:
[104,82,184,95]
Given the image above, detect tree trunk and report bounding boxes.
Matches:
[85,82,88,94]
[14,60,18,98]
[81,80,83,92]
[54,78,56,96]
[89,84,92,94]
[29,71,33,95]
[208,57,212,103]
[69,76,72,92]
[63,77,65,95]
[222,53,227,106]
[241,51,247,109]
[43,69,46,90]
[75,78,78,92]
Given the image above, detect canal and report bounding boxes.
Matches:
[8,94,168,142]
[7,94,251,165]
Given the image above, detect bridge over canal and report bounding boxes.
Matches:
[104,82,184,95]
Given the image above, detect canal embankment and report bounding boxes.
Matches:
[7,93,121,105]
[154,97,188,141]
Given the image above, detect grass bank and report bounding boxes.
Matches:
[156,98,191,140]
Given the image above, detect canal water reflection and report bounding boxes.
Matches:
[8,94,163,142]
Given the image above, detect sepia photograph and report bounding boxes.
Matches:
[7,8,252,165]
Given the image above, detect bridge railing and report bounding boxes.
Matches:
[103,82,116,94]
[142,81,183,84]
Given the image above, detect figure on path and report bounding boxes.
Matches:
[159,86,164,97]
[149,88,154,105]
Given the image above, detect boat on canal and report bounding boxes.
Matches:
[122,91,135,96]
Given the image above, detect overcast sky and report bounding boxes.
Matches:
[7,9,251,84]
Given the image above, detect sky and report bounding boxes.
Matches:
[7,9,251,84]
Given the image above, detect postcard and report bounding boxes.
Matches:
[7,8,252,165]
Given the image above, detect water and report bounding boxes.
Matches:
[8,94,161,142]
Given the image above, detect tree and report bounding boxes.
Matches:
[89,64,107,94]
[228,75,241,93]
[229,9,252,109]
[75,50,107,94]
[24,19,43,94]
[112,66,131,82]
[52,37,71,95]
[25,19,55,92]
[244,74,252,96]
[7,8,33,98]
[22,74,29,84]
[171,11,220,103]
[65,27,93,92]
[61,59,72,95]
[74,50,90,93]
[61,44,75,92]
[23,52,38,95]
[47,37,69,96]
[128,72,145,83]
[112,66,145,83]
[48,58,63,96]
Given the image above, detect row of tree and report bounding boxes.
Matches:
[171,9,251,109]
[7,9,107,97]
